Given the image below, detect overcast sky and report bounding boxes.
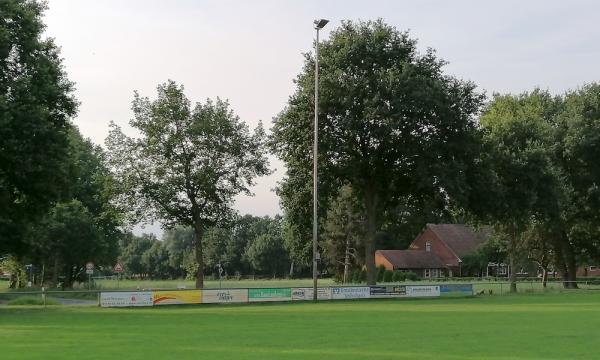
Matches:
[43,0,600,235]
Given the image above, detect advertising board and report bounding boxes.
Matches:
[248,288,292,302]
[406,285,440,297]
[291,287,331,301]
[331,287,371,300]
[153,290,202,305]
[369,285,407,298]
[440,284,473,297]
[100,292,153,307]
[202,289,248,304]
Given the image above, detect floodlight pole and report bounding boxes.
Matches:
[313,18,328,302]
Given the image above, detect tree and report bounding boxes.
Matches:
[478,91,562,292]
[322,186,364,283]
[271,20,484,284]
[106,81,270,288]
[244,218,289,278]
[163,226,195,278]
[119,233,155,278]
[0,0,77,254]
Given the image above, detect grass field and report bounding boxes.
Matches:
[1,291,599,360]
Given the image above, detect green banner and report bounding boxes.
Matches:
[248,288,292,302]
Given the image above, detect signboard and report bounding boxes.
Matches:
[113,262,124,273]
[370,285,407,298]
[331,287,371,300]
[202,289,248,304]
[407,285,440,297]
[440,284,473,297]
[153,290,202,305]
[248,288,291,302]
[291,287,331,301]
[100,292,153,307]
[85,262,94,275]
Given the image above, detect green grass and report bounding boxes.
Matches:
[1,292,599,359]
[6,296,60,306]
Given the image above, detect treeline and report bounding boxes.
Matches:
[118,216,296,280]
[2,2,599,291]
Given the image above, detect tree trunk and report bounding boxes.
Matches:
[509,252,517,293]
[289,260,294,279]
[52,257,59,286]
[343,236,351,284]
[364,186,378,285]
[541,267,547,288]
[562,237,578,289]
[193,221,204,289]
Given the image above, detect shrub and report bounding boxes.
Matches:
[383,270,393,282]
[377,265,386,282]
[405,271,418,281]
[351,269,361,283]
[359,269,367,282]
[392,271,406,282]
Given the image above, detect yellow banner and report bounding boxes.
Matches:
[153,290,202,305]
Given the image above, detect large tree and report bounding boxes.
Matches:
[0,0,77,253]
[106,81,269,288]
[271,20,484,284]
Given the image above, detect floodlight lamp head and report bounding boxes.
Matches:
[314,19,329,30]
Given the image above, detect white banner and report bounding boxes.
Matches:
[331,287,371,300]
[100,292,153,307]
[291,287,331,301]
[202,289,248,304]
[407,285,440,297]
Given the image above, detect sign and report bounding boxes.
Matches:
[407,285,440,297]
[113,263,124,273]
[291,287,331,301]
[370,285,407,298]
[85,262,94,275]
[100,292,153,307]
[331,287,370,300]
[153,290,202,305]
[440,284,473,297]
[248,288,292,302]
[202,289,248,304]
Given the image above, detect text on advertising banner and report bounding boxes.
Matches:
[406,285,440,297]
[248,288,292,302]
[153,290,202,305]
[440,284,473,297]
[331,287,371,300]
[369,285,407,298]
[291,287,331,301]
[100,292,153,307]
[202,289,248,303]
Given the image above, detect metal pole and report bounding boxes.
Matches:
[312,26,320,302]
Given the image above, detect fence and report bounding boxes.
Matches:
[1,280,598,307]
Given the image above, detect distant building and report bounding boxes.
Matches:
[375,224,491,279]
[577,265,600,278]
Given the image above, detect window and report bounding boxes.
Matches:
[590,266,597,271]
[424,269,431,278]
[425,241,431,252]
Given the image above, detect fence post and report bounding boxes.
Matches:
[500,282,503,295]
[42,287,46,308]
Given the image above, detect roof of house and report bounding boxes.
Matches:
[377,250,445,269]
[426,224,492,258]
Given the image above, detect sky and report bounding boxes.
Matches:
[43,0,600,236]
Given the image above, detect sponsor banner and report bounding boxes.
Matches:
[370,285,407,298]
[202,289,248,304]
[100,292,153,307]
[153,290,202,305]
[440,284,473,297]
[248,288,292,302]
[331,287,371,300]
[291,287,331,301]
[407,285,440,297]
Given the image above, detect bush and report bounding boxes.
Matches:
[350,269,360,283]
[392,271,406,282]
[359,269,367,282]
[383,270,393,282]
[7,296,60,306]
[377,265,386,282]
[405,271,418,281]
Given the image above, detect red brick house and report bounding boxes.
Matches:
[375,224,491,279]
[577,265,600,277]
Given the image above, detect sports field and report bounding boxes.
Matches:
[1,292,598,360]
